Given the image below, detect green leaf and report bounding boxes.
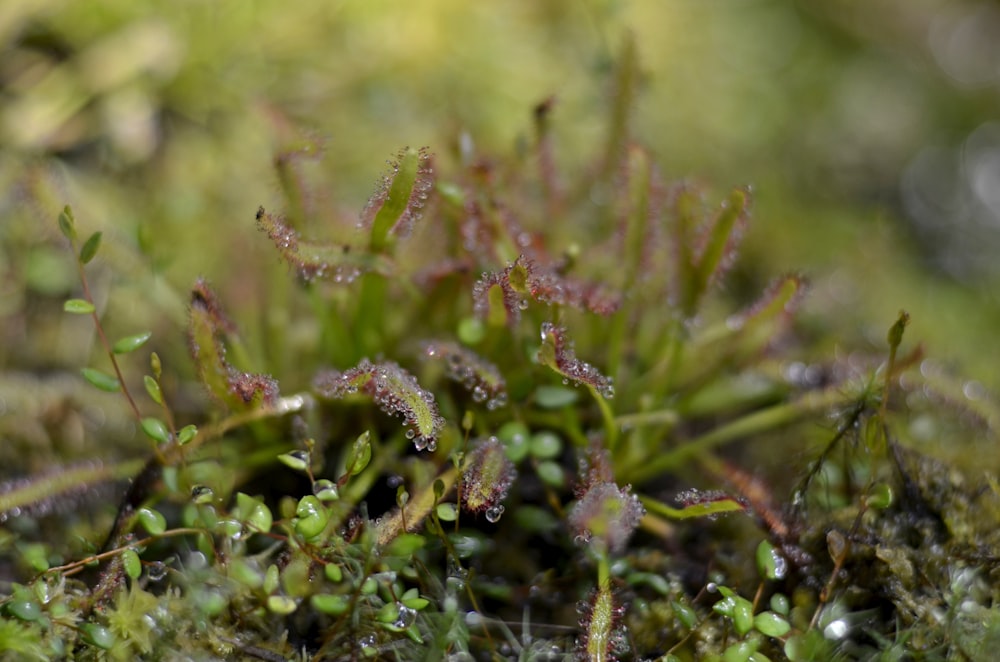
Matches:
[140,417,170,444]
[733,596,754,636]
[294,495,329,540]
[385,533,425,557]
[137,507,167,535]
[79,231,102,264]
[278,450,310,472]
[113,331,152,354]
[345,430,372,476]
[58,206,77,241]
[64,298,95,314]
[324,563,343,583]
[368,147,423,253]
[311,594,350,615]
[122,549,141,579]
[754,611,791,637]
[436,503,457,521]
[82,624,115,650]
[177,424,197,445]
[81,367,120,392]
[143,375,163,404]
[236,492,273,533]
[7,599,41,622]
[266,595,298,615]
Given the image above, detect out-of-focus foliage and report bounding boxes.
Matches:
[3,1,999,391]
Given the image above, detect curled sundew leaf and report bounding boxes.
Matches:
[538,322,614,399]
[421,341,507,410]
[360,146,435,252]
[472,269,521,327]
[314,359,444,450]
[188,280,279,410]
[461,436,516,516]
[473,256,621,328]
[256,207,392,283]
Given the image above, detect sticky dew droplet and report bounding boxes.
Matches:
[393,603,417,629]
[146,561,168,582]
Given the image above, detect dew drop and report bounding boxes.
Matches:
[359,634,377,651]
[517,299,529,310]
[393,603,417,629]
[146,561,168,582]
[484,505,504,523]
[405,428,416,440]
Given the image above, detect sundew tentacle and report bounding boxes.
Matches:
[538,322,615,399]
[421,341,507,410]
[314,359,444,450]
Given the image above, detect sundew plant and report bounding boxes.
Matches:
[3,36,1000,662]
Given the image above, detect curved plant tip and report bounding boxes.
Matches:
[256,207,392,283]
[314,359,444,450]
[421,341,507,410]
[188,279,279,410]
[473,255,620,328]
[538,322,614,398]
[461,436,516,521]
[361,146,434,253]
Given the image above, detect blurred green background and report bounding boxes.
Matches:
[2,0,999,419]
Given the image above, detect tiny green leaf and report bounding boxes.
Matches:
[294,495,329,540]
[140,417,171,444]
[137,507,167,535]
[64,298,95,314]
[122,549,141,579]
[436,503,457,521]
[733,596,754,636]
[177,424,198,445]
[266,595,298,615]
[82,624,115,650]
[7,599,41,621]
[278,450,310,472]
[345,430,372,476]
[58,206,77,241]
[112,331,152,354]
[311,594,350,615]
[324,563,343,583]
[81,367,120,392]
[385,533,426,557]
[144,375,163,404]
[235,493,274,533]
[754,611,791,637]
[264,564,280,594]
[79,231,102,264]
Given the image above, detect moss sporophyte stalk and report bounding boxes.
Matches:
[4,34,1000,662]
